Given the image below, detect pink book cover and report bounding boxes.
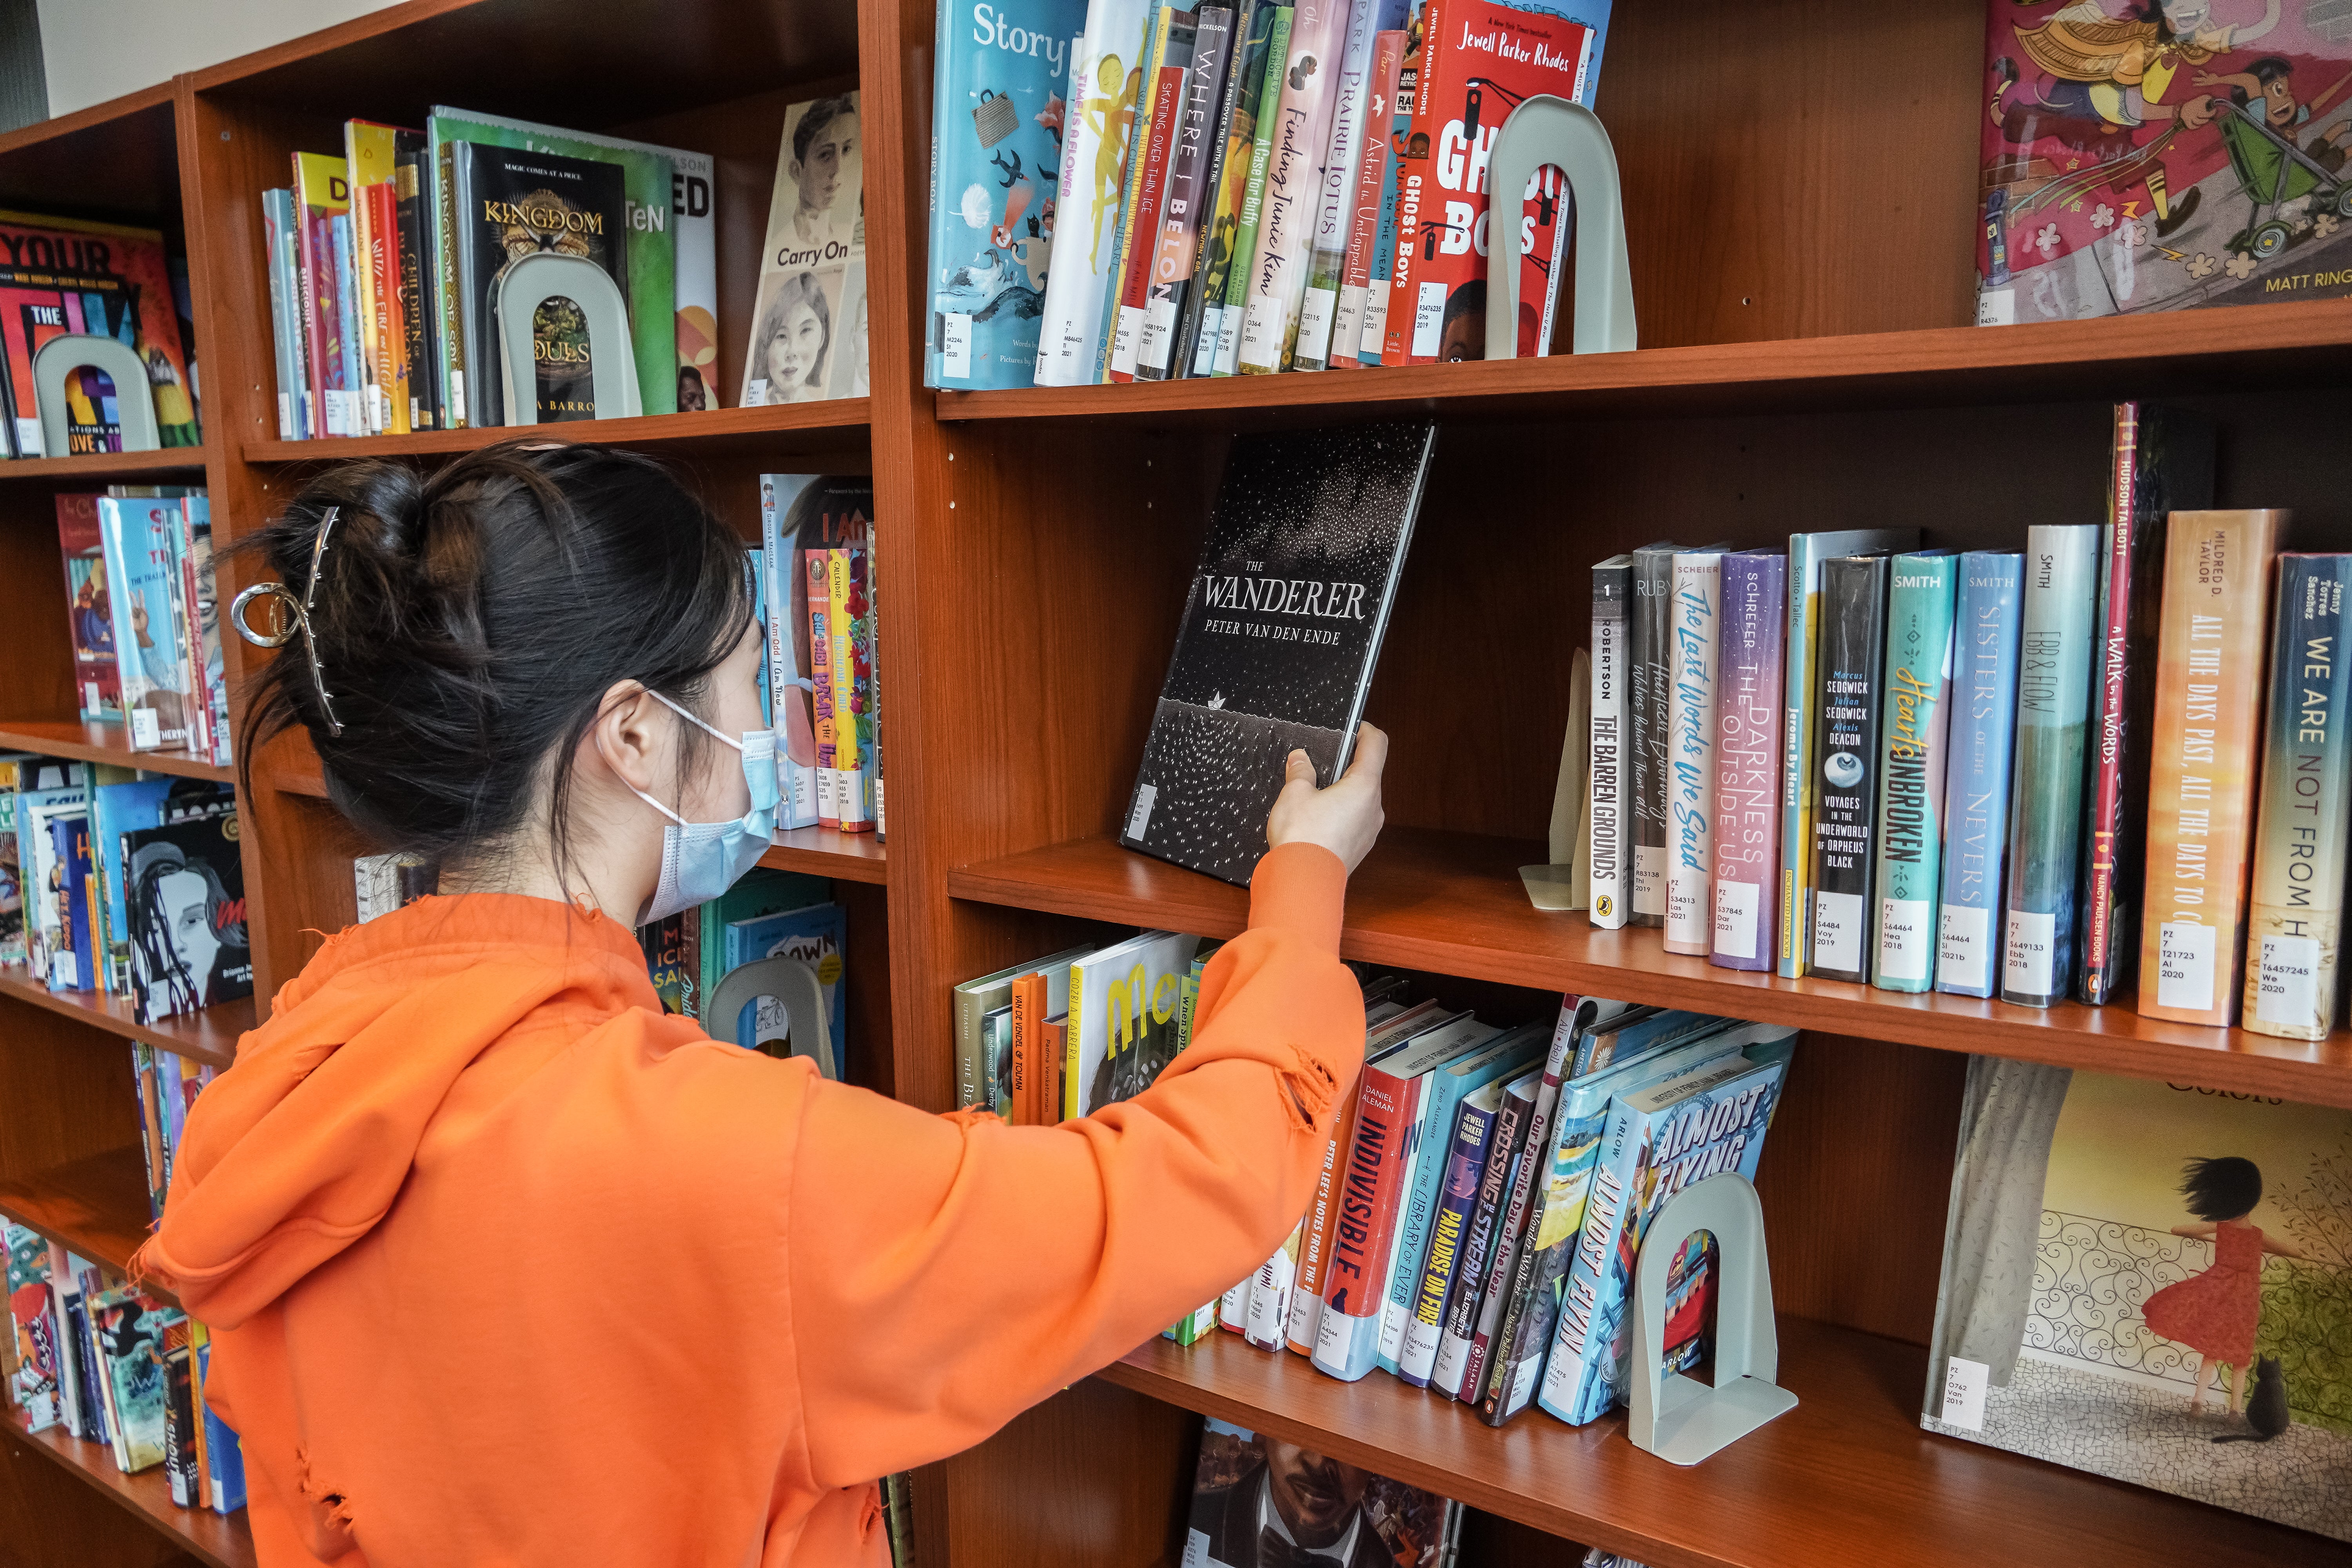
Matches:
[1710,550,1786,970]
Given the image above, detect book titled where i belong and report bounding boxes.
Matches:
[2245,555,2352,1040]
[1123,422,1436,885]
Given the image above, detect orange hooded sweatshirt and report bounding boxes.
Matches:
[132,842,1361,1568]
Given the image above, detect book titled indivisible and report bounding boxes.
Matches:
[2001,526,2100,1009]
[1122,421,1434,885]
[2245,555,2352,1039]
[2138,510,2284,1028]
[1806,555,1889,984]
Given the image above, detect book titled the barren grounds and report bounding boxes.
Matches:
[1123,420,1434,884]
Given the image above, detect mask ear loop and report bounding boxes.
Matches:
[229,505,344,737]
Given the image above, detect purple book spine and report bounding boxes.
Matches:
[1711,551,1788,970]
[1397,1094,1498,1389]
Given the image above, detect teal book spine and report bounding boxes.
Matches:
[2243,554,2352,1039]
[1871,553,1957,992]
[2000,525,2102,1008]
[1934,553,2024,998]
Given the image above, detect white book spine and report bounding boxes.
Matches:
[1032,5,1151,386]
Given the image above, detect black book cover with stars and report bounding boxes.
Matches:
[1122,421,1436,885]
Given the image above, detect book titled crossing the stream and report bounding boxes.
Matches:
[1122,421,1435,884]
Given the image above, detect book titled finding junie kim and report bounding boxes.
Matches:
[1122,421,1434,885]
[2245,554,2352,1039]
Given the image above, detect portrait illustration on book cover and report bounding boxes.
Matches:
[1923,1060,2352,1539]
[1181,1419,1457,1568]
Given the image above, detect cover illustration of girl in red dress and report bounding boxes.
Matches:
[2143,1155,2307,1415]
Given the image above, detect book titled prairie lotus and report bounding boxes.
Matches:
[1123,421,1434,884]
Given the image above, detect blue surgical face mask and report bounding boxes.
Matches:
[628,690,780,927]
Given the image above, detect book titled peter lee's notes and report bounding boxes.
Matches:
[1123,421,1436,885]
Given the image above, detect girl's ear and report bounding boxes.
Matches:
[587,681,668,800]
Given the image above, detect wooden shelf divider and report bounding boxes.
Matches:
[1100,1321,2343,1568]
[242,399,872,465]
[947,831,2352,1109]
[0,721,233,784]
[2,1410,255,1568]
[0,967,249,1066]
[0,447,210,483]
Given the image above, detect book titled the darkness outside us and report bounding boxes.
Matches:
[1123,421,1436,885]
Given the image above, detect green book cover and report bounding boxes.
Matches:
[2001,525,2102,1008]
[1212,5,1292,375]
[1871,552,1957,993]
[696,867,833,1016]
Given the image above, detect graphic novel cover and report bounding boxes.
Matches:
[746,93,864,406]
[0,212,200,456]
[123,814,251,1024]
[1182,1418,1462,1568]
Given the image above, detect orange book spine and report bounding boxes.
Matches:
[1284,1081,1363,1356]
[2137,509,2285,1027]
[1042,1017,1067,1125]
[1009,973,1046,1125]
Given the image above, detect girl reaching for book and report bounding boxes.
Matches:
[2142,1155,2305,1416]
[132,443,1387,1568]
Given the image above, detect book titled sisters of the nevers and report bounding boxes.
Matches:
[1123,421,1436,885]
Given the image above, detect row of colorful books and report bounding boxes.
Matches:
[0,210,201,458]
[925,0,1612,390]
[637,867,850,1075]
[1584,405,2347,1035]
[4,1214,244,1514]
[56,488,232,765]
[0,755,248,1024]
[260,94,867,436]
[761,475,882,834]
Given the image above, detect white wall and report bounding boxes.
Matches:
[38,0,404,115]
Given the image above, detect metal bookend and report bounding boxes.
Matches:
[706,955,837,1080]
[1628,1172,1797,1465]
[32,332,163,454]
[1483,96,1637,361]
[497,249,642,425]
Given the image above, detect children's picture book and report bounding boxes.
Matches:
[0,211,200,456]
[1925,1060,2352,1541]
[745,93,865,406]
[1122,421,1436,885]
[1182,1417,1462,1568]
[725,900,847,1076]
[123,814,251,1024]
[97,497,196,754]
[1066,929,1201,1117]
[1977,0,2352,322]
[761,474,875,829]
[5,1220,60,1430]
[927,0,1084,388]
[91,1289,182,1472]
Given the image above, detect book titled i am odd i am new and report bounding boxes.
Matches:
[1123,421,1436,884]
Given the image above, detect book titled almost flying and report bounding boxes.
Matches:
[1123,421,1435,884]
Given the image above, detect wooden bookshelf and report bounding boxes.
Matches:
[0,0,2342,1562]
[0,967,249,1065]
[3,1410,255,1568]
[0,721,232,783]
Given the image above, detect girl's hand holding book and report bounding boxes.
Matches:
[1266,723,1387,875]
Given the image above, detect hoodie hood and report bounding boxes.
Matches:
[133,892,665,1328]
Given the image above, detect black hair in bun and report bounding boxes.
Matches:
[236,441,752,884]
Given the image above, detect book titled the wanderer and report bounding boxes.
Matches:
[1122,421,1434,885]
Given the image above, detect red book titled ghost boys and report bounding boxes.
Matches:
[1384,0,1602,364]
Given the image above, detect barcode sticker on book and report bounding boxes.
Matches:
[1294,287,1336,365]
[1410,281,1447,358]
[1111,304,1144,376]
[2156,921,2218,1013]
[1359,281,1390,361]
[2256,935,2321,1027]
[1938,904,1991,991]
[1633,845,1666,916]
[1714,879,1760,958]
[129,707,160,750]
[1136,296,1179,373]
[1126,784,1156,840]
[2004,908,2056,997]
[1878,898,1933,981]
[941,312,972,380]
[1940,1355,1988,1431]
[1812,890,1864,973]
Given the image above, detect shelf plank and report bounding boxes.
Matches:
[2,1407,255,1568]
[936,299,2352,426]
[0,1145,156,1283]
[242,399,871,464]
[946,830,2352,1107]
[0,967,248,1067]
[0,447,210,483]
[0,720,234,783]
[762,827,888,886]
[1100,1319,2343,1568]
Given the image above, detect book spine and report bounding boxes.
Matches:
[173,507,213,762]
[1213,5,1293,375]
[1807,556,1889,984]
[1710,553,1785,969]
[1108,42,1193,381]
[1310,1063,1419,1382]
[1294,0,1388,372]
[1470,1086,1577,1414]
[1588,560,1630,928]
[1431,1076,1531,1398]
[393,143,439,429]
[1042,1018,1066,1122]
[841,546,875,830]
[1532,1095,1651,1426]
[345,132,383,434]
[1664,553,1721,955]
[1286,1083,1362,1354]
[1097,7,1178,382]
[1398,1094,1495,1388]
[2080,403,2154,1003]
[2002,526,2103,1007]
[1183,0,1274,377]
[1871,554,1956,993]
[1935,554,2024,998]
[2138,510,2285,1026]
[809,550,838,828]
[1777,536,1825,977]
[1358,19,1419,365]
[438,140,473,429]
[330,212,365,430]
[1136,7,1230,380]
[1061,961,1085,1120]
[1629,547,1673,925]
[2245,554,2352,1038]
[369,182,410,435]
[1031,10,1134,387]
[1236,0,1345,373]
[260,191,307,439]
[294,176,338,436]
[1218,1274,1253,1334]
[1243,1222,1299,1349]
[1330,30,1405,368]
[1008,973,1037,1125]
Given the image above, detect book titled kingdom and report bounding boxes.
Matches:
[1123,421,1435,885]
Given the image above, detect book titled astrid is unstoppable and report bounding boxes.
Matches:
[1123,421,1435,884]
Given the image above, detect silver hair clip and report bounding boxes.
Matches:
[229,505,343,736]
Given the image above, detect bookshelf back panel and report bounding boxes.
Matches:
[0,489,86,724]
[0,1009,143,1182]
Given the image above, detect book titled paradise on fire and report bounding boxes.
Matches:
[1122,420,1435,885]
